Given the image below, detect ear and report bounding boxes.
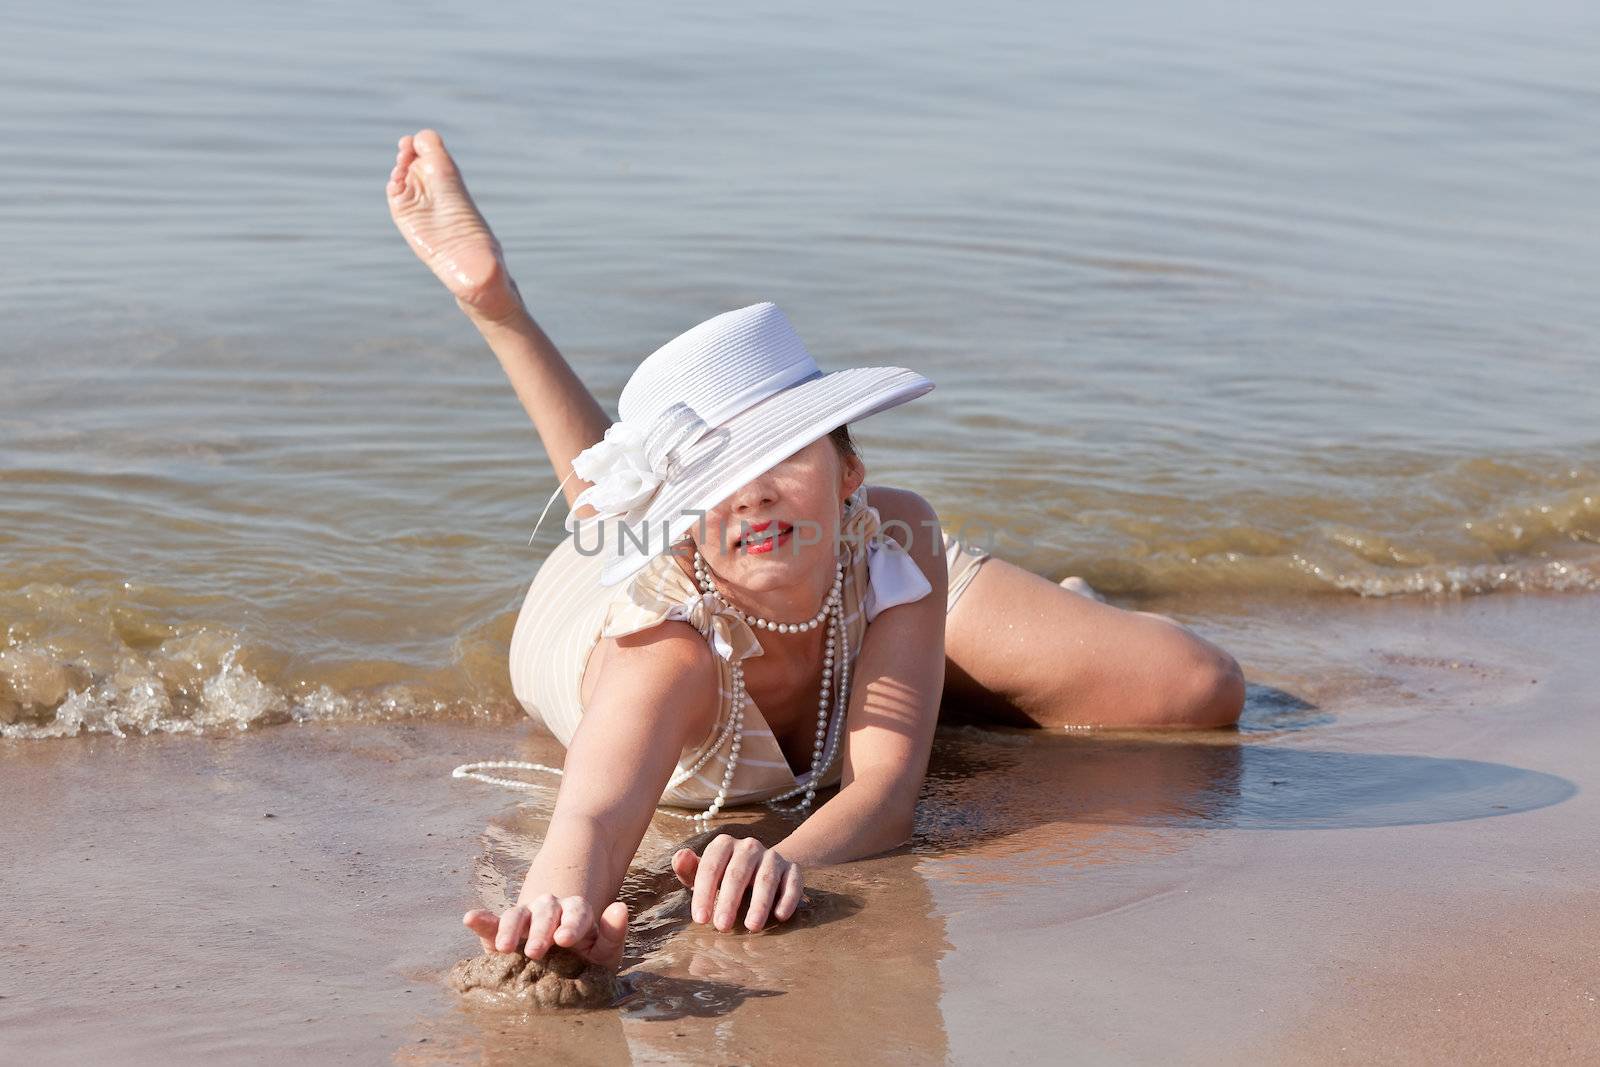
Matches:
[840,452,866,500]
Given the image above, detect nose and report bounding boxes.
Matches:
[727,478,777,515]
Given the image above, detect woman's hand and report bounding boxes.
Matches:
[462,895,630,969]
[672,834,805,933]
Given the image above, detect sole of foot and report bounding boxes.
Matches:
[385,128,523,324]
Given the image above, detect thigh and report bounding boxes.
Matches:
[940,555,1217,729]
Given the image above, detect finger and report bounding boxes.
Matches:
[774,863,804,922]
[522,895,562,960]
[715,839,766,932]
[493,904,530,953]
[587,900,630,969]
[743,853,787,932]
[551,895,594,949]
[672,847,699,889]
[463,909,500,953]
[691,836,737,925]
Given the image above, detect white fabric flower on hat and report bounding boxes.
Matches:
[566,420,661,529]
[561,401,710,534]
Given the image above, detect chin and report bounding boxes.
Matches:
[729,542,816,582]
[732,549,809,576]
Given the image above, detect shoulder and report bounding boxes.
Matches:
[587,619,720,745]
[860,484,941,553]
[609,615,714,664]
[858,484,947,603]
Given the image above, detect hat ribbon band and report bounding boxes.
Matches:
[642,401,709,481]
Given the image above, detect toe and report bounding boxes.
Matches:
[415,128,444,155]
[412,128,460,179]
[385,166,411,200]
[390,137,417,191]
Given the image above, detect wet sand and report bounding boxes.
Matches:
[4,590,1597,1064]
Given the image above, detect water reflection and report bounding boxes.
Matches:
[918,714,1574,843]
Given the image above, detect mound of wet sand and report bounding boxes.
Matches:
[447,944,620,1009]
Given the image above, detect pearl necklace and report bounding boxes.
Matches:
[664,546,852,824]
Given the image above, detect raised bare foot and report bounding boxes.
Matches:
[386,129,523,323]
[1059,575,1107,603]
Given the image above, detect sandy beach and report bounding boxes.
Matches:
[6,588,1596,1064]
[6,4,1599,1063]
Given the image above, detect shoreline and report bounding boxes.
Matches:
[4,589,1597,1063]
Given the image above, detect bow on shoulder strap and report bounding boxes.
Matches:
[664,589,766,663]
[840,490,935,622]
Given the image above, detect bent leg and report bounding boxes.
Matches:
[941,555,1245,729]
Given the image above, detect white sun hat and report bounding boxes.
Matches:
[526,302,935,588]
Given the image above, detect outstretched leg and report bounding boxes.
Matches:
[386,128,610,516]
[942,558,1245,729]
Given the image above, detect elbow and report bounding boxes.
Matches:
[880,797,917,852]
[841,773,920,858]
[856,788,917,856]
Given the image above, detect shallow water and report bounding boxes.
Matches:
[4,594,1597,1063]
[2,2,1598,737]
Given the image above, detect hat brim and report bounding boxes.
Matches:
[577,365,934,587]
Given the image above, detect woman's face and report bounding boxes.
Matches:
[677,436,864,601]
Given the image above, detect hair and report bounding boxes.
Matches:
[827,423,859,463]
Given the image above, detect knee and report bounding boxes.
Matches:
[1134,613,1246,729]
[1170,648,1245,728]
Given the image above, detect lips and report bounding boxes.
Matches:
[738,521,792,547]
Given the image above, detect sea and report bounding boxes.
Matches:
[3,0,1597,739]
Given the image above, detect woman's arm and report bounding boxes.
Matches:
[493,622,720,959]
[462,297,613,518]
[771,489,949,867]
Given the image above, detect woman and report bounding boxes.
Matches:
[385,129,1246,970]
